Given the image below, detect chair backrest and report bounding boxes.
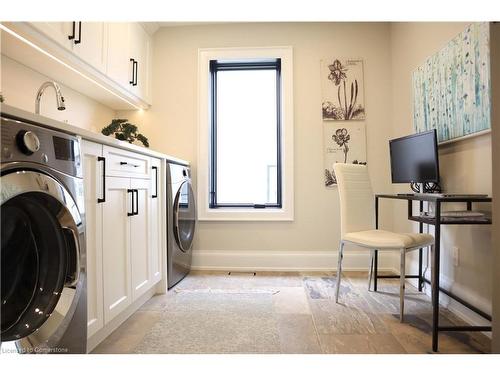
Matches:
[333,163,375,237]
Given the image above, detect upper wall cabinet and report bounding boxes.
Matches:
[0,22,152,110]
[107,23,151,103]
[30,22,107,73]
[129,23,151,102]
[29,22,74,51]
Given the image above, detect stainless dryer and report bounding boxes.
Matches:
[167,162,196,289]
[0,115,87,353]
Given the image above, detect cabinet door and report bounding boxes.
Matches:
[129,23,151,101]
[72,22,107,73]
[130,178,152,300]
[82,141,104,338]
[150,159,162,285]
[107,22,132,90]
[102,176,132,323]
[29,22,74,50]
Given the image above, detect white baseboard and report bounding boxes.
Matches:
[191,249,395,272]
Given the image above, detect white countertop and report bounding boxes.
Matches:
[0,104,189,166]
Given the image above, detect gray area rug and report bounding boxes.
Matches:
[133,292,281,354]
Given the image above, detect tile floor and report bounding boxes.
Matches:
[92,271,491,354]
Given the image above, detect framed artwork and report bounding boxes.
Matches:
[413,22,491,143]
[324,123,367,187]
[321,58,366,121]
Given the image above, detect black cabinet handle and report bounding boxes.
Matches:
[129,58,135,85]
[152,166,158,198]
[134,189,139,215]
[68,22,76,40]
[133,60,138,86]
[75,22,82,44]
[127,189,135,216]
[120,161,140,167]
[97,156,106,203]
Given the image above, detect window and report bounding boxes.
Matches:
[198,47,294,221]
[209,59,282,209]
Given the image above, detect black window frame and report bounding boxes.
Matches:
[209,58,282,209]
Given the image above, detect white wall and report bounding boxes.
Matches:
[390,23,492,326]
[1,55,115,132]
[119,22,396,270]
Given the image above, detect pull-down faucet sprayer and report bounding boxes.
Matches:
[35,81,66,114]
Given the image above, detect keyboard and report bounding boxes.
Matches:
[420,211,485,218]
[400,193,488,198]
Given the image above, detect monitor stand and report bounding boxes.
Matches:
[410,182,442,194]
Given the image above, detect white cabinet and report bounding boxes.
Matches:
[30,22,107,73]
[107,22,151,102]
[102,176,133,323]
[82,140,104,338]
[72,22,107,73]
[18,21,152,106]
[30,22,74,51]
[130,179,153,300]
[150,158,162,284]
[129,23,151,102]
[107,23,132,90]
[82,142,163,332]
[103,145,152,179]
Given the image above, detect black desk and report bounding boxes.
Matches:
[374,194,492,352]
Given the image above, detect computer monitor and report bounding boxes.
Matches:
[389,129,439,184]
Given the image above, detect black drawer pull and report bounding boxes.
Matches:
[152,166,158,198]
[120,161,140,168]
[97,156,106,203]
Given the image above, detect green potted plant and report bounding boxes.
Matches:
[101,119,149,148]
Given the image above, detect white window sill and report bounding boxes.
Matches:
[198,207,294,222]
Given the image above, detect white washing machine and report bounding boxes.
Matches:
[0,114,87,353]
[167,162,196,289]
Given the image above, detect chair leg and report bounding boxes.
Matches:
[400,248,406,322]
[368,250,375,291]
[335,241,344,303]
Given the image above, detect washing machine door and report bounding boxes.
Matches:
[173,180,196,252]
[1,170,82,352]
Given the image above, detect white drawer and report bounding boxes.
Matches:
[103,145,151,179]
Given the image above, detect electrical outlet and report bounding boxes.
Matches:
[452,246,460,267]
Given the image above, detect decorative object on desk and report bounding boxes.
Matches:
[413,22,490,143]
[321,58,365,120]
[101,119,149,148]
[323,123,367,187]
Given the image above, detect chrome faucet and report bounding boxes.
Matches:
[35,81,66,114]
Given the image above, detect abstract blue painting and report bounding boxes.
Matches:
[413,22,491,143]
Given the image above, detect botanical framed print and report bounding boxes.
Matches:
[324,123,367,187]
[321,58,366,121]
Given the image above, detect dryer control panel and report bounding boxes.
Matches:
[1,115,82,178]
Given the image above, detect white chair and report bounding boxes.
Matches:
[333,163,434,322]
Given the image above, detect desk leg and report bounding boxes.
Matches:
[431,201,441,352]
[418,201,424,292]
